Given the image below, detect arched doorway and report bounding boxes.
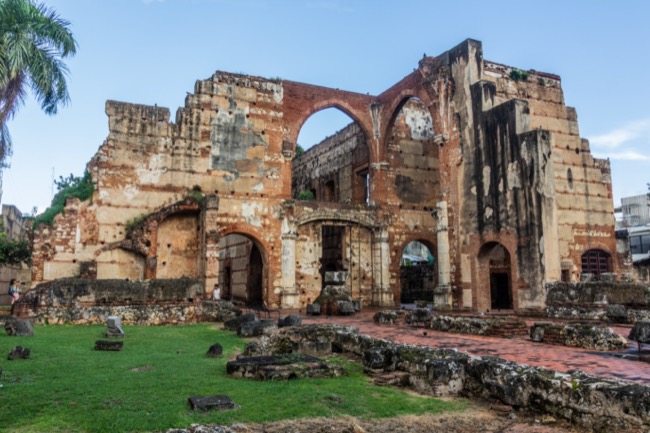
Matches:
[218,233,267,305]
[399,240,436,304]
[292,107,370,205]
[581,249,612,280]
[479,242,513,311]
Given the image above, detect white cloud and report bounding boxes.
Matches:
[590,119,650,149]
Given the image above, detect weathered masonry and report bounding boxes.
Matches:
[31,39,618,312]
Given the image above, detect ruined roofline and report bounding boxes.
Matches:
[105,99,171,121]
[211,70,378,99]
[484,60,562,84]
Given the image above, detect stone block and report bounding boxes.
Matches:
[306,303,321,315]
[237,319,277,337]
[278,315,302,328]
[297,341,331,357]
[106,315,125,337]
[530,322,551,342]
[606,304,628,323]
[95,340,124,351]
[5,319,34,337]
[338,301,355,315]
[324,271,348,285]
[188,395,239,412]
[8,346,30,360]
[206,343,223,358]
[224,313,257,331]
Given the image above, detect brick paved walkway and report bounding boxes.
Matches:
[300,309,650,385]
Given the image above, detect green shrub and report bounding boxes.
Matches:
[33,171,94,227]
[296,190,314,201]
[509,69,530,81]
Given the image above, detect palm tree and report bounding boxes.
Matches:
[0,0,77,166]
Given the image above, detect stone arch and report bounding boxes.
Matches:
[477,242,514,311]
[217,228,270,306]
[295,210,379,230]
[282,81,376,161]
[396,237,437,304]
[291,104,373,205]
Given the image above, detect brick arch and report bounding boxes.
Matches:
[282,81,376,161]
[217,225,272,305]
[469,231,520,312]
[393,236,438,305]
[381,90,437,148]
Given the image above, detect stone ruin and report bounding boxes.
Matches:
[24,38,622,318]
[307,271,359,316]
[246,323,650,432]
[226,353,345,381]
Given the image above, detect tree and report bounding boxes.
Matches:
[0,222,30,265]
[0,0,77,166]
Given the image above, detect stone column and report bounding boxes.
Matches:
[202,195,220,298]
[281,233,300,308]
[433,201,452,310]
[372,227,393,306]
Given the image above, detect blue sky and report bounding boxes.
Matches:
[3,0,650,214]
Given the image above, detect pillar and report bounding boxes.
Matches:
[433,200,452,310]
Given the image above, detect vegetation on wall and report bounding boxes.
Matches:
[0,222,30,265]
[187,185,204,205]
[509,69,530,81]
[296,190,315,201]
[295,143,305,156]
[32,171,93,227]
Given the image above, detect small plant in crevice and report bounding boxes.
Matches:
[125,212,153,236]
[187,186,205,205]
[296,190,315,201]
[509,69,530,81]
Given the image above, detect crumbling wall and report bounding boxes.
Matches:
[28,39,618,313]
[545,280,650,322]
[155,214,200,279]
[292,123,369,204]
[385,98,439,206]
[483,62,617,282]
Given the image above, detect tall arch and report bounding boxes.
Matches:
[217,232,269,306]
[398,239,437,304]
[292,106,371,206]
[282,81,376,161]
[477,242,514,311]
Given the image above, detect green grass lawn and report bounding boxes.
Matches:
[0,324,465,433]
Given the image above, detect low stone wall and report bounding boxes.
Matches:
[253,324,650,431]
[545,281,650,323]
[428,315,528,338]
[530,322,627,351]
[11,278,238,325]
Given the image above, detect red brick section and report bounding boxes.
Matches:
[300,309,650,385]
